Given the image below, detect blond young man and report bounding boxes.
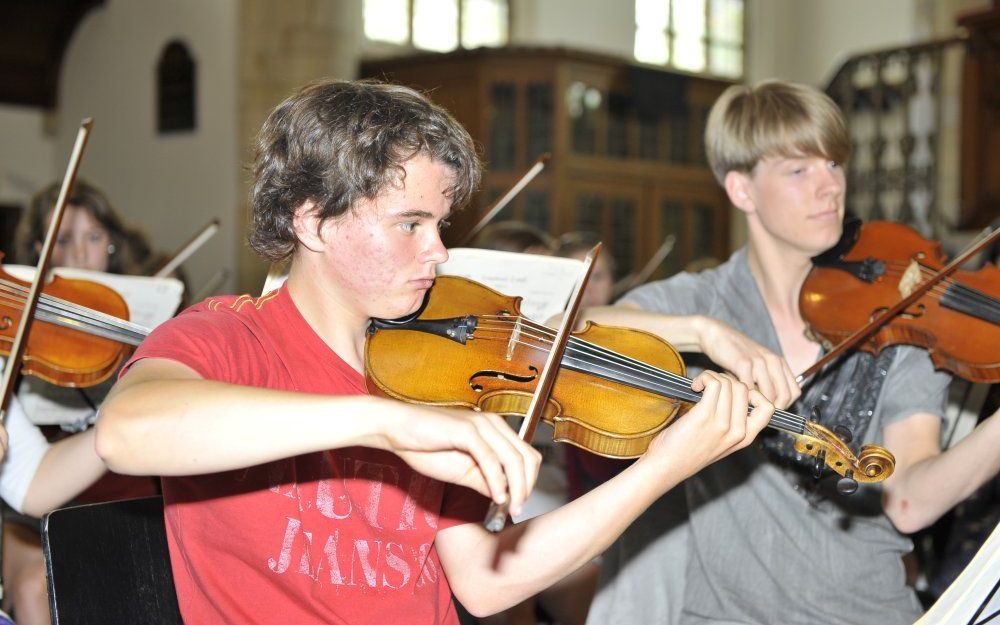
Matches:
[580,80,1000,625]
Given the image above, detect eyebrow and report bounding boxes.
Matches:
[392,209,452,220]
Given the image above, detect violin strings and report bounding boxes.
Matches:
[0,289,147,347]
[0,281,147,342]
[0,278,149,345]
[471,317,806,433]
[472,323,805,433]
[880,261,998,305]
[873,262,999,319]
[0,277,149,333]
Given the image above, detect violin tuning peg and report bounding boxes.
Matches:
[837,470,859,495]
[832,424,853,444]
[813,449,827,480]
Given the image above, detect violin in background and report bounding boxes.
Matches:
[800,218,1000,383]
[0,255,146,388]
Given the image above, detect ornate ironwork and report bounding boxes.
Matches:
[826,37,966,236]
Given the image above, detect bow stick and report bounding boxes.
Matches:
[484,243,601,532]
[612,234,676,298]
[459,153,550,246]
[152,217,220,278]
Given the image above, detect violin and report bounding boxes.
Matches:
[366,275,896,492]
[801,219,1000,383]
[0,256,147,388]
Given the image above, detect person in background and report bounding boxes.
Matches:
[5,180,164,624]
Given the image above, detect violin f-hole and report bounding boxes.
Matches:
[469,366,539,392]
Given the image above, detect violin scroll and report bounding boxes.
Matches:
[794,422,895,487]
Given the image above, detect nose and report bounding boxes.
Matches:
[818,162,845,197]
[423,229,448,265]
[63,239,85,267]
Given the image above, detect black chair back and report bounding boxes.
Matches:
[41,496,182,625]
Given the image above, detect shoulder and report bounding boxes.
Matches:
[878,346,950,427]
[620,254,736,315]
[128,290,285,382]
[153,290,282,341]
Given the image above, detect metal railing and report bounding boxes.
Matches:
[826,36,968,237]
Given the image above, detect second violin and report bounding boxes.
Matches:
[801,219,1000,383]
[0,256,145,388]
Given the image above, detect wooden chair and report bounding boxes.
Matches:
[41,496,182,625]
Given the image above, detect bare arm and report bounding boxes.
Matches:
[20,429,104,518]
[574,304,800,409]
[97,358,541,514]
[882,409,1000,533]
[436,373,775,617]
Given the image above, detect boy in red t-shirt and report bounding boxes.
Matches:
[96,79,780,624]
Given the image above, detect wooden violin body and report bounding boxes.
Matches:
[366,276,895,486]
[0,261,132,387]
[801,220,1000,383]
[366,275,687,458]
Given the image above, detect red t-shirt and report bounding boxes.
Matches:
[122,286,486,624]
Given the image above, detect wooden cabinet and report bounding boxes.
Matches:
[959,8,1000,228]
[362,47,733,281]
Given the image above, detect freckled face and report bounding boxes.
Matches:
[48,206,112,272]
[319,154,453,320]
[745,155,846,256]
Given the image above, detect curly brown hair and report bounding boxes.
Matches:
[248,79,482,261]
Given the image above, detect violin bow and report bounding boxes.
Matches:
[0,119,93,424]
[459,153,550,247]
[484,243,601,532]
[612,234,676,299]
[152,217,220,278]
[797,225,1000,385]
[0,118,93,601]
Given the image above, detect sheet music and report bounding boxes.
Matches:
[6,265,184,330]
[437,248,583,323]
[916,520,1000,624]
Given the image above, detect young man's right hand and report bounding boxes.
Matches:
[378,402,542,516]
[697,318,800,409]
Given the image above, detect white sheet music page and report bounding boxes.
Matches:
[437,248,584,323]
[6,265,184,330]
[916,520,1000,625]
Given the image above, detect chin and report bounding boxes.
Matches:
[379,297,425,321]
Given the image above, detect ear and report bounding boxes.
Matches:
[724,170,756,215]
[291,200,326,253]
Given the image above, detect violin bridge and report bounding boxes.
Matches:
[506,316,522,360]
[898,260,923,298]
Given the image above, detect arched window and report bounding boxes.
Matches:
[157,40,196,133]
